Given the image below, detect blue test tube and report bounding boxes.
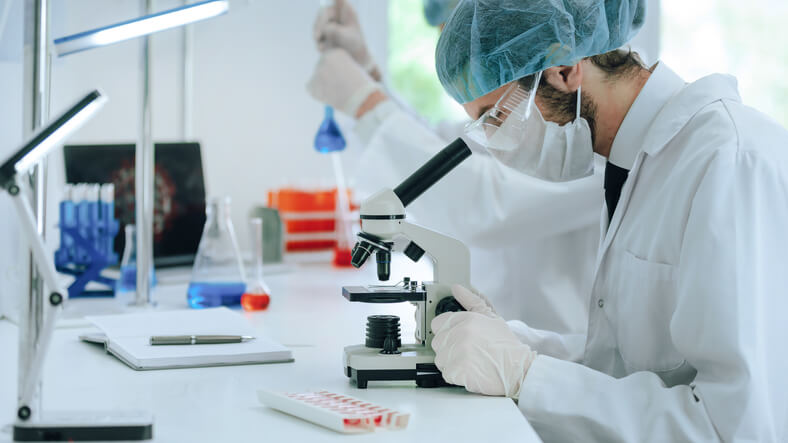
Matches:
[73,184,85,263]
[58,184,76,263]
[101,184,117,263]
[87,185,101,261]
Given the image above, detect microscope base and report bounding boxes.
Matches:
[343,344,453,389]
[13,411,153,441]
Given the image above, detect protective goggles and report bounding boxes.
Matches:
[463,71,542,152]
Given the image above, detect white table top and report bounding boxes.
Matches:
[0,261,539,442]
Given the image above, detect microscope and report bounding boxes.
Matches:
[343,138,473,388]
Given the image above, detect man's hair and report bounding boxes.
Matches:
[587,48,648,80]
[516,48,647,91]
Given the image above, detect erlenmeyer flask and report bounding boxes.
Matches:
[241,217,271,311]
[188,197,247,309]
[116,224,156,299]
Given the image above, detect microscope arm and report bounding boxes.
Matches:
[398,221,470,288]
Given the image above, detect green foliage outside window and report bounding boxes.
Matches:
[387,0,467,125]
[662,0,788,127]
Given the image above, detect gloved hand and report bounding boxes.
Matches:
[431,284,536,398]
[453,284,499,318]
[307,48,381,117]
[313,0,379,79]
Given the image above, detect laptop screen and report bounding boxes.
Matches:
[63,142,206,267]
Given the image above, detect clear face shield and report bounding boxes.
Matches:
[462,71,594,182]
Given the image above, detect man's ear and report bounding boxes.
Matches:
[543,63,583,93]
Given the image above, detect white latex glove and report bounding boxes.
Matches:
[431,285,537,398]
[307,48,380,117]
[453,284,498,318]
[313,0,377,74]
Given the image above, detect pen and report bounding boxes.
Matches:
[149,335,255,345]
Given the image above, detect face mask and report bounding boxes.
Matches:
[464,71,594,182]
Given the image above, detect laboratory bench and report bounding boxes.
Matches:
[0,261,540,442]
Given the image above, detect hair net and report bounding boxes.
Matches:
[436,0,647,104]
[423,0,460,26]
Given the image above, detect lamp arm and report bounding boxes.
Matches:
[8,178,66,419]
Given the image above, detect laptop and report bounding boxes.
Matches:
[63,142,206,267]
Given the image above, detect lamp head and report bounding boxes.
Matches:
[0,90,107,190]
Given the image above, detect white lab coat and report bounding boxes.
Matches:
[517,64,788,441]
[352,100,603,334]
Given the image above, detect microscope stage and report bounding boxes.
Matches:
[342,286,426,303]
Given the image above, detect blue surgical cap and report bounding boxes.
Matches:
[436,0,647,103]
[423,0,460,26]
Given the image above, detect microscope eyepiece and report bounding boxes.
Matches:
[376,250,391,281]
[393,138,471,207]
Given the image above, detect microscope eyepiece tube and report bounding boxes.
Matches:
[393,137,472,207]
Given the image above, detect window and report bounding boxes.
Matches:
[661,0,788,127]
[387,0,467,125]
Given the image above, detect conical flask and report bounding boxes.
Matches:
[188,196,246,309]
[116,224,156,300]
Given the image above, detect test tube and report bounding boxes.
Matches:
[87,184,101,258]
[73,184,88,263]
[332,154,354,267]
[100,183,115,260]
[61,184,75,262]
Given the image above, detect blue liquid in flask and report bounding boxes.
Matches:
[314,106,346,153]
[118,265,137,292]
[187,281,246,309]
[115,265,157,295]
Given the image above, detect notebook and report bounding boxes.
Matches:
[83,307,293,370]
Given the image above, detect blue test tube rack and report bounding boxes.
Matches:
[54,184,120,298]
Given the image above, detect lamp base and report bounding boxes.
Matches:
[13,411,153,441]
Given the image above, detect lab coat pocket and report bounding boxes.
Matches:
[615,251,684,373]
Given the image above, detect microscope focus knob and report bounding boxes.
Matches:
[435,296,466,316]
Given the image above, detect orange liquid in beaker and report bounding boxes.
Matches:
[333,247,353,267]
[241,292,271,311]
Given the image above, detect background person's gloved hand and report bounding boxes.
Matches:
[313,0,380,80]
[432,284,536,398]
[307,48,381,117]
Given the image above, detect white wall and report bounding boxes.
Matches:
[47,0,388,245]
[0,0,387,319]
[629,0,660,66]
[0,0,25,320]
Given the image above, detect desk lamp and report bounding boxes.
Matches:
[52,0,230,307]
[53,0,229,56]
[2,90,154,441]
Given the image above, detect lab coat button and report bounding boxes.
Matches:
[598,299,605,308]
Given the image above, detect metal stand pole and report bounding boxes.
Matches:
[181,1,194,140]
[18,0,50,421]
[135,0,155,306]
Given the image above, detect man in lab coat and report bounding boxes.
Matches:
[429,0,788,440]
[308,0,603,336]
